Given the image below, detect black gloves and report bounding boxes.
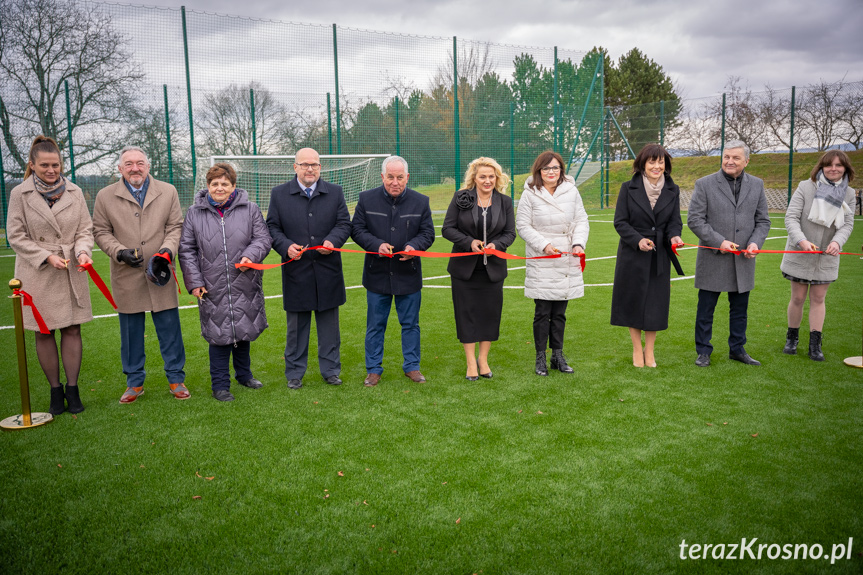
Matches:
[117,248,144,268]
[158,248,173,260]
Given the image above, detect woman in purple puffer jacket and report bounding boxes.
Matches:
[179,163,272,401]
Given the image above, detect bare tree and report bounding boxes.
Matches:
[432,42,496,90]
[667,101,721,156]
[709,76,771,153]
[197,82,292,156]
[795,78,844,151]
[836,80,863,150]
[756,84,794,150]
[0,0,143,176]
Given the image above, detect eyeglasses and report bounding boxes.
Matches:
[296,163,321,170]
[541,166,561,173]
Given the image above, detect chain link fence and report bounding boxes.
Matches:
[0,0,605,248]
[596,79,863,210]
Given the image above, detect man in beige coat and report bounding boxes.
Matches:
[93,146,189,403]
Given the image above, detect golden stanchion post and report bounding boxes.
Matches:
[844,309,863,368]
[1,279,53,430]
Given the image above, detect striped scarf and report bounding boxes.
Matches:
[33,174,66,208]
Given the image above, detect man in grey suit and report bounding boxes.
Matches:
[687,140,771,367]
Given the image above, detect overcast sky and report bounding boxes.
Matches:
[153,0,863,100]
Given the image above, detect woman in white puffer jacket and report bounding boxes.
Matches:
[516,151,589,376]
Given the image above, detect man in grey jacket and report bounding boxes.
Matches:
[687,140,771,367]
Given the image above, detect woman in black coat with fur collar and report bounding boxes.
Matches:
[610,144,683,368]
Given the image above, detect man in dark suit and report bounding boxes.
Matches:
[687,140,771,367]
[351,156,436,386]
[267,148,351,389]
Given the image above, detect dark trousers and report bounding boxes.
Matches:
[695,289,750,355]
[118,307,185,387]
[209,340,252,391]
[533,299,569,351]
[284,307,341,380]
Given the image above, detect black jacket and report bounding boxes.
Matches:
[266,177,351,312]
[441,188,516,282]
[351,185,435,295]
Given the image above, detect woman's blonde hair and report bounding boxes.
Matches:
[462,157,510,193]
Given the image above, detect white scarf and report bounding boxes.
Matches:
[807,170,850,229]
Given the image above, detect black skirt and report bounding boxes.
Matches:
[451,263,504,343]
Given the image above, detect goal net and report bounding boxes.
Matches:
[199,154,390,208]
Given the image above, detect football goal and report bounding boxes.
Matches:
[201,154,390,207]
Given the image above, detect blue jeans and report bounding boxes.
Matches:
[695,289,750,355]
[118,307,186,387]
[365,290,421,374]
[209,340,252,391]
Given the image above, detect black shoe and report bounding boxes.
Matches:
[64,384,85,414]
[287,379,303,389]
[783,327,799,355]
[49,386,66,415]
[695,353,711,367]
[535,351,548,376]
[479,371,493,379]
[465,375,479,381]
[808,330,825,361]
[238,377,263,389]
[729,351,761,366]
[212,389,235,401]
[550,349,574,373]
[324,375,343,385]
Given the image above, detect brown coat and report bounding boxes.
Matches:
[7,177,94,331]
[92,177,183,313]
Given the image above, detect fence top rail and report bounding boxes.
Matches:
[209,154,391,164]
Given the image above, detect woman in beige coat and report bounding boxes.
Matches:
[780,150,856,361]
[7,136,94,415]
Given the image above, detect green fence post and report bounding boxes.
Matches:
[787,86,796,205]
[604,108,611,208]
[659,100,665,147]
[395,96,400,157]
[599,54,605,208]
[332,24,342,155]
[453,36,460,191]
[510,101,515,200]
[182,6,196,191]
[163,84,173,185]
[326,93,333,155]
[64,80,76,183]
[0,140,7,248]
[719,92,726,167]
[553,46,559,154]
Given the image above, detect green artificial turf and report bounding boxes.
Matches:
[1,210,862,574]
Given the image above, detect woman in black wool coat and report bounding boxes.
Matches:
[610,143,684,368]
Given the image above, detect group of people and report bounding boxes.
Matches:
[610,140,856,369]
[7,135,857,414]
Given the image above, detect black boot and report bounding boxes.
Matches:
[783,327,799,355]
[809,331,825,361]
[535,351,548,376]
[49,386,65,416]
[550,349,574,373]
[65,384,85,414]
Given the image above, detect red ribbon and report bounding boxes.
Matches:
[80,262,118,309]
[237,247,587,272]
[153,252,181,294]
[13,289,50,334]
[675,242,863,257]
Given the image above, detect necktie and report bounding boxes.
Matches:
[305,188,313,198]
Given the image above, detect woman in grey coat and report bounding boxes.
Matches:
[179,163,272,401]
[780,150,856,361]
